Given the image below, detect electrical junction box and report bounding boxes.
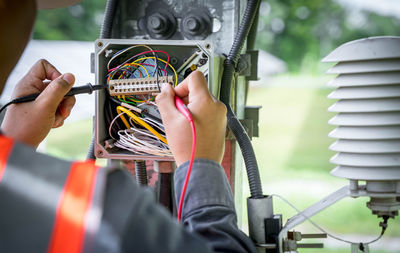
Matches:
[94,39,215,160]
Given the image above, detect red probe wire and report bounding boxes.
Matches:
[174,96,196,222]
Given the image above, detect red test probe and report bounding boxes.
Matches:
[174,96,196,222]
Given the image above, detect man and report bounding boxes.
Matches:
[0,0,257,252]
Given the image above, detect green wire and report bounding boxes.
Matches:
[119,98,137,106]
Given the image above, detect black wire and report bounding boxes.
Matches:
[0,101,13,115]
[155,53,160,92]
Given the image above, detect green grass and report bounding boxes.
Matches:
[244,74,400,252]
[45,74,400,252]
[46,118,92,161]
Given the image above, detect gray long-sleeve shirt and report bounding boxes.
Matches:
[95,159,257,253]
[0,136,257,252]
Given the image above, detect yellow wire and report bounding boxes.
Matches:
[111,62,149,82]
[116,106,168,144]
[132,57,178,87]
[124,63,150,77]
[116,108,131,129]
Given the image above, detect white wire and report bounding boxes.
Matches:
[109,112,126,140]
[107,44,155,70]
[116,128,171,157]
[271,194,384,245]
[108,105,171,156]
[143,116,165,132]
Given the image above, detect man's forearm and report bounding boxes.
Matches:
[174,159,257,253]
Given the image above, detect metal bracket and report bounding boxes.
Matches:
[226,119,253,140]
[277,184,400,252]
[246,49,259,81]
[237,50,259,80]
[245,106,261,137]
[351,243,370,253]
[278,186,351,252]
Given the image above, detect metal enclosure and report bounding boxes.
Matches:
[94,39,214,160]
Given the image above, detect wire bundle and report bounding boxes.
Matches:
[105,45,178,157]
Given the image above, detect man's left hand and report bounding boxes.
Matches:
[1,59,76,147]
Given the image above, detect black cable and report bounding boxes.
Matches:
[0,101,13,115]
[135,160,148,186]
[157,172,173,212]
[220,0,263,199]
[87,0,119,160]
[100,0,119,39]
[155,53,160,92]
[86,134,97,160]
[0,83,104,115]
[109,96,162,124]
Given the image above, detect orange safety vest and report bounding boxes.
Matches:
[0,135,109,253]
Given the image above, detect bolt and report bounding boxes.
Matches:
[147,13,168,34]
[149,16,162,30]
[186,17,200,31]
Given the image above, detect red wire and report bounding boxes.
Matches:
[175,97,196,222]
[177,120,196,221]
[108,50,170,72]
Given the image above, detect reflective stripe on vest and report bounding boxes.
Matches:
[0,136,111,253]
[48,160,99,253]
[0,135,13,182]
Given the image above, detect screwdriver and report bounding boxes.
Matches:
[0,83,105,114]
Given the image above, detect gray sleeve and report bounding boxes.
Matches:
[96,169,215,253]
[95,160,256,253]
[174,159,257,253]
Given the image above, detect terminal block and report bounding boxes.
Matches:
[109,76,175,96]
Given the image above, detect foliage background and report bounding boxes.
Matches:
[34,1,400,252]
[34,0,400,72]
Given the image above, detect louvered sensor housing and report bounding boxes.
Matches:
[323,36,400,217]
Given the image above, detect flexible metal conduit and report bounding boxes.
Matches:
[220,0,263,199]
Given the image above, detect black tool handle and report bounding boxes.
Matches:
[12,83,104,104]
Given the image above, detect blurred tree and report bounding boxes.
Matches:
[33,0,106,41]
[33,0,400,73]
[256,0,400,72]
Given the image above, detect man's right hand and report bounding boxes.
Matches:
[156,71,227,166]
[1,59,76,147]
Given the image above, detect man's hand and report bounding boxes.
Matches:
[1,59,76,147]
[156,71,227,166]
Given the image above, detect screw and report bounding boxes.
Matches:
[97,41,103,47]
[199,58,207,65]
[171,57,178,65]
